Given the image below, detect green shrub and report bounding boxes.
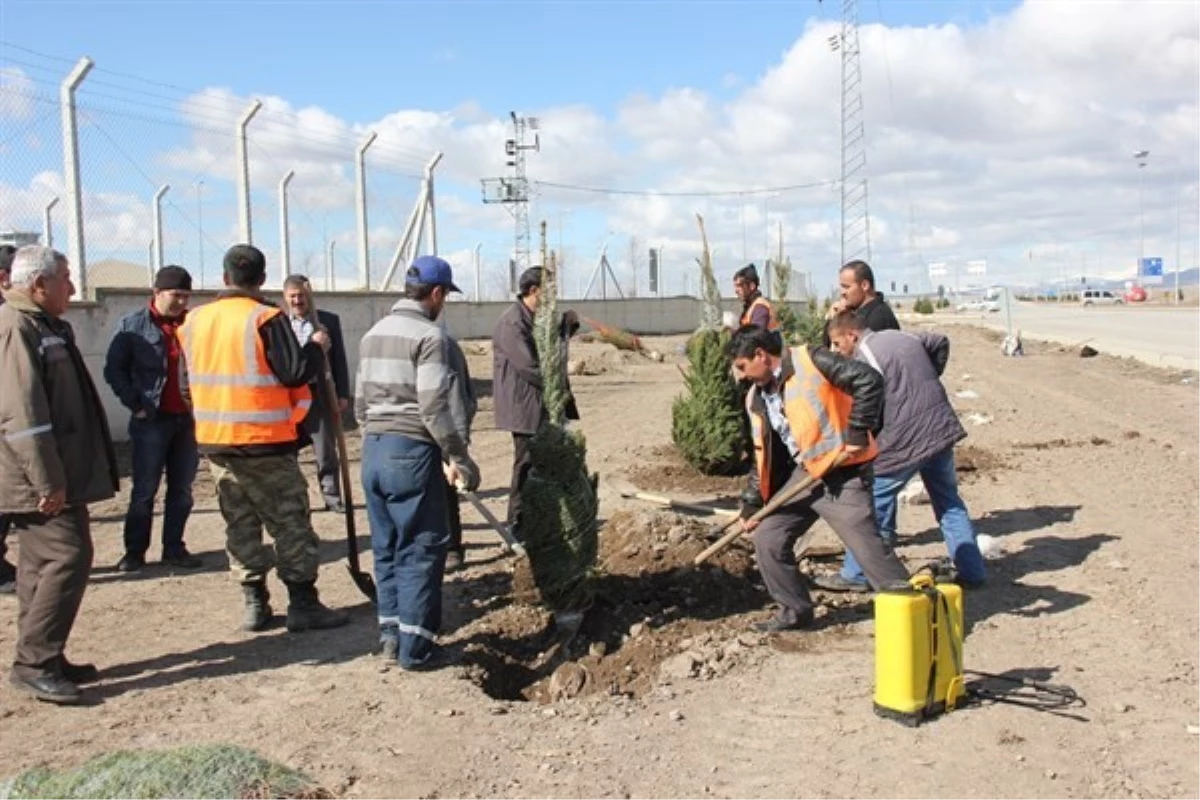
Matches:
[913,297,936,314]
[671,328,746,475]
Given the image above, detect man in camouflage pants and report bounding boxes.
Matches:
[180,245,347,633]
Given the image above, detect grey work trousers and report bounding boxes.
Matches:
[11,506,94,680]
[302,398,341,504]
[753,466,909,623]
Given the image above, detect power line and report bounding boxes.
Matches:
[533,178,839,197]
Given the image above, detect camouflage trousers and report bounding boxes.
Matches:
[208,452,320,585]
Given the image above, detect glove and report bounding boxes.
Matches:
[739,487,763,520]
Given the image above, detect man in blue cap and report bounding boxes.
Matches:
[356,255,479,670]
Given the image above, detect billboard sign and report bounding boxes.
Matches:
[1139,257,1163,286]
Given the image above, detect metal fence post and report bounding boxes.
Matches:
[279,169,295,281]
[60,57,93,297]
[43,196,60,248]
[355,131,378,290]
[236,100,263,244]
[153,184,170,272]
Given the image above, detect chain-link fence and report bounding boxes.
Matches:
[1,47,436,296]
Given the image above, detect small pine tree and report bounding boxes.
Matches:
[672,328,745,475]
[795,297,828,347]
[771,257,801,344]
[669,214,749,476]
[519,247,599,611]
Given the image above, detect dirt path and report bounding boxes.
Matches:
[1,325,1197,798]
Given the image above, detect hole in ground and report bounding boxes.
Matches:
[457,509,773,703]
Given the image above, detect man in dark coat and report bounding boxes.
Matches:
[820,312,986,591]
[491,267,544,540]
[0,246,119,704]
[283,275,351,513]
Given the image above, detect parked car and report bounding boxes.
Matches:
[1124,286,1147,303]
[1080,289,1124,306]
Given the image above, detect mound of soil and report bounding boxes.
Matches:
[459,510,771,704]
[625,445,747,497]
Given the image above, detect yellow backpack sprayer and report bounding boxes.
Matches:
[873,567,1086,725]
[874,572,965,725]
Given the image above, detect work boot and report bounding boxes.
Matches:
[285,581,349,632]
[241,581,273,632]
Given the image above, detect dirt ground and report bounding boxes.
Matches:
[1,323,1198,799]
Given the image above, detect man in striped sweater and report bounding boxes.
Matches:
[356,255,480,671]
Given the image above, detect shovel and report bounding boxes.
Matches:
[693,455,846,567]
[455,480,527,558]
[606,476,738,519]
[302,288,377,603]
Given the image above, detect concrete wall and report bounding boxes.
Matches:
[66,289,801,441]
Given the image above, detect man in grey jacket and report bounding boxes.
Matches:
[0,246,119,704]
[357,255,479,670]
[491,267,544,541]
[822,312,986,590]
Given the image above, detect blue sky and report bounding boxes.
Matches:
[1,0,1194,297]
[3,1,1016,117]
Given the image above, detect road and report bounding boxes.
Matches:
[933,302,1199,371]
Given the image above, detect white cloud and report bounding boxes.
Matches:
[2,1,1196,294]
[0,67,35,121]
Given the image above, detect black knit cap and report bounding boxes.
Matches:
[154,265,193,292]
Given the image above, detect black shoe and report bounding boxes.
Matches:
[0,580,14,595]
[813,573,870,593]
[0,565,14,595]
[61,659,100,685]
[325,499,346,514]
[445,550,465,573]
[117,554,145,573]
[752,610,815,634]
[9,672,82,705]
[162,550,203,570]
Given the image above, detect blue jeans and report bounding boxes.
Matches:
[842,446,986,585]
[362,433,449,668]
[124,413,199,559]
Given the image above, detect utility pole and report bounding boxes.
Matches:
[829,0,871,267]
[481,112,540,290]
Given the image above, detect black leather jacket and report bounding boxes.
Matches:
[743,345,884,506]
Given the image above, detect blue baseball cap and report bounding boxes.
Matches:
[406,255,461,293]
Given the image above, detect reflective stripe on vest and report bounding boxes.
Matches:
[740,296,780,332]
[748,347,876,499]
[180,297,310,446]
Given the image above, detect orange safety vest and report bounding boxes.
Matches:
[740,295,781,332]
[179,295,311,446]
[748,346,877,501]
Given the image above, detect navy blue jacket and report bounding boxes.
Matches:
[103,306,190,419]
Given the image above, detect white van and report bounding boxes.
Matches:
[1080,289,1123,306]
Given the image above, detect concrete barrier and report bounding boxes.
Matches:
[67,289,812,441]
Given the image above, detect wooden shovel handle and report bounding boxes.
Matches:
[692,454,848,567]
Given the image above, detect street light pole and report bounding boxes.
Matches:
[1134,150,1149,278]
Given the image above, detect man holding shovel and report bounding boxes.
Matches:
[357,256,479,670]
[728,325,909,632]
